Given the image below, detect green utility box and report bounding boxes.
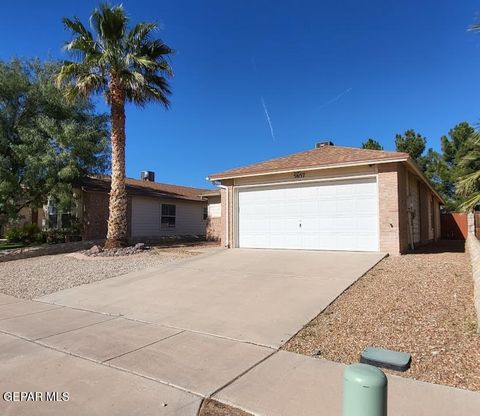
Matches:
[360,347,411,372]
[342,363,387,416]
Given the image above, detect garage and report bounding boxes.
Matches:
[208,143,444,254]
[236,177,379,251]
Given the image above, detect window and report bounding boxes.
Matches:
[161,204,176,228]
[203,206,208,220]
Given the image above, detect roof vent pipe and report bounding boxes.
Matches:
[141,171,155,182]
[315,141,334,148]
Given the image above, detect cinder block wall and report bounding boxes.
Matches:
[466,212,480,333]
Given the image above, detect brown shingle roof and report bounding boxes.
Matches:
[81,176,208,202]
[208,146,409,180]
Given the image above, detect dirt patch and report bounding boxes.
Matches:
[198,399,252,416]
[283,241,480,391]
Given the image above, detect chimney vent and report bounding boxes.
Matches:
[315,141,334,148]
[141,171,155,182]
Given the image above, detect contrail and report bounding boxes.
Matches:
[261,96,276,141]
[317,87,352,110]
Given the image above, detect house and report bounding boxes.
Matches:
[76,172,209,241]
[206,142,443,255]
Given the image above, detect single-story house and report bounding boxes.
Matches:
[206,142,443,255]
[1,172,215,243]
[77,173,209,241]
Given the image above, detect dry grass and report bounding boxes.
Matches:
[283,241,480,391]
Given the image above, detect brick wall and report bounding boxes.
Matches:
[206,217,221,241]
[82,191,109,240]
[419,183,430,244]
[220,188,226,246]
[377,163,402,255]
[396,164,409,253]
[220,181,234,248]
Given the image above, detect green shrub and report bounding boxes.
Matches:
[5,224,42,244]
[4,228,22,243]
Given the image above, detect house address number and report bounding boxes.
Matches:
[293,171,306,178]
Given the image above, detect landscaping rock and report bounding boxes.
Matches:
[82,243,150,257]
[283,240,480,392]
[88,245,103,255]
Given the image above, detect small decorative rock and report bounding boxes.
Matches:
[89,245,103,255]
[82,243,150,257]
[134,243,147,250]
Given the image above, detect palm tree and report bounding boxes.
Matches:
[57,3,173,248]
[457,132,480,211]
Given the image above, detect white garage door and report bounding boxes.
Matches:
[237,177,379,251]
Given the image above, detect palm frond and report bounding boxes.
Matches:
[126,22,157,49]
[121,71,171,107]
[56,61,106,97]
[63,17,91,38]
[458,192,480,212]
[90,3,128,46]
[457,170,480,196]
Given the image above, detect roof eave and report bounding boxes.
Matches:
[405,158,445,204]
[207,157,409,181]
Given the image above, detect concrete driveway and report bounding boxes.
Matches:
[39,249,384,347]
[0,249,384,415]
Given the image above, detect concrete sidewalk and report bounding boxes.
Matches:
[215,350,480,416]
[0,294,479,415]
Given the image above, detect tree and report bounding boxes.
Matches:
[0,59,109,226]
[395,129,426,161]
[57,3,173,248]
[420,148,455,209]
[361,138,383,150]
[441,122,475,167]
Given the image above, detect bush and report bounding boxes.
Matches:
[5,224,43,244]
[4,228,22,243]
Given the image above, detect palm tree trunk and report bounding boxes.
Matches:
[104,78,128,248]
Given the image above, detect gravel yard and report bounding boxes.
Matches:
[0,245,214,300]
[283,241,480,391]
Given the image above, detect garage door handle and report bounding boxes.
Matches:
[299,223,302,228]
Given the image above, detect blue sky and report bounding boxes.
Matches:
[1,1,480,188]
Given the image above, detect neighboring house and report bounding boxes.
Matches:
[207,142,443,255]
[0,207,45,237]
[76,172,209,241]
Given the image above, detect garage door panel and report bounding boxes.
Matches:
[237,177,379,252]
